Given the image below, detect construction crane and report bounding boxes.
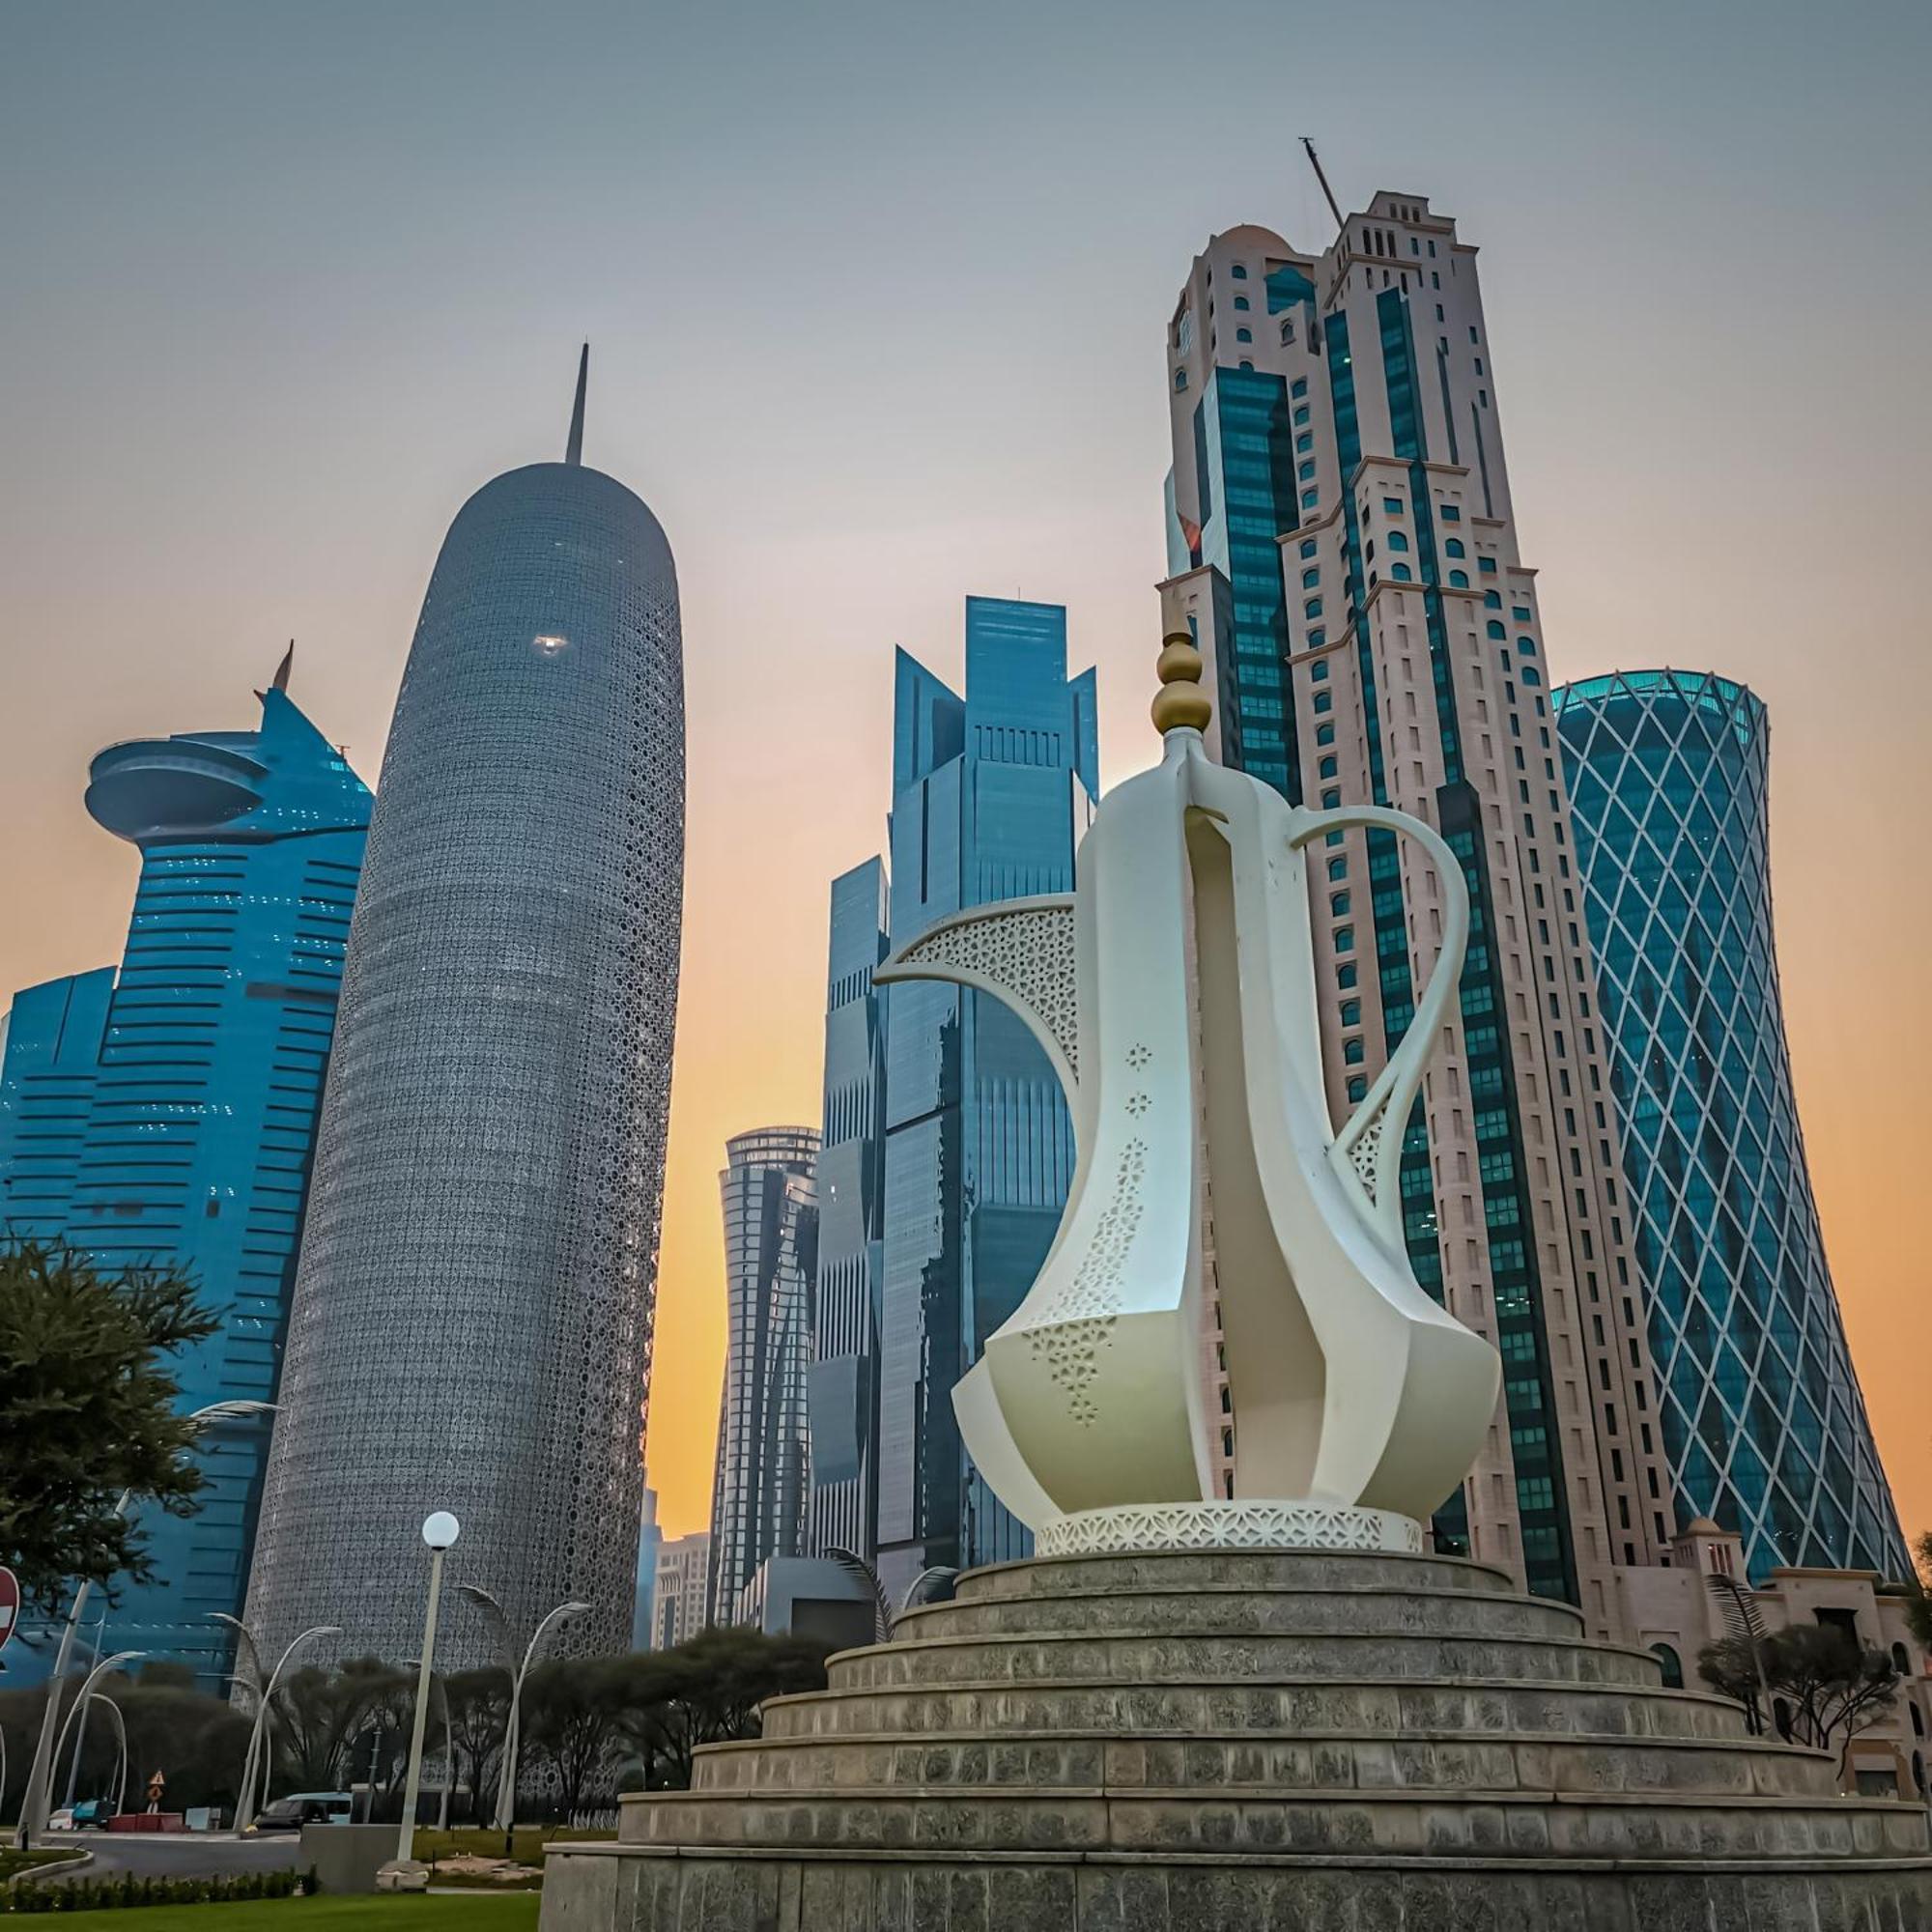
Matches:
[1300,137,1346,236]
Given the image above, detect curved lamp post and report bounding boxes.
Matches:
[381,1512,459,1887]
[213,1616,340,1831]
[458,1584,589,1842]
[50,1652,144,1817]
[12,1400,274,1848]
[93,1697,128,1818]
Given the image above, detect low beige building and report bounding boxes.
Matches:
[1614,1519,1930,1802]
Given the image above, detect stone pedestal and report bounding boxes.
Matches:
[541,1548,1932,1930]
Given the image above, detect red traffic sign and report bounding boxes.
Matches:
[0,1568,18,1655]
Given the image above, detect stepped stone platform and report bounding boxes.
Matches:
[542,1547,1932,1930]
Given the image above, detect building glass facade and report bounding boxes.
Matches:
[707,1127,820,1624]
[1160,205,1672,1634]
[875,598,1097,1597]
[1554,669,1907,1580]
[243,387,685,1670]
[0,679,370,1686]
[806,859,889,1564]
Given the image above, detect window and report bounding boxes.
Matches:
[1329,890,1350,914]
[1333,923,1354,952]
[1312,689,1332,713]
[1517,637,1537,657]
[1300,488,1319,509]
[1468,324,1478,342]
[1301,567,1320,588]
[1327,858,1348,882]
[1346,1074,1368,1101]
[1520,666,1542,685]
[1448,570,1468,587]
[1304,597,1323,619]
[1513,606,1532,622]
[1231,263,1248,278]
[1174,368,1187,390]
[1308,627,1325,647]
[1488,620,1507,639]
[1293,405,1311,427]
[1298,537,1318,557]
[1296,431,1314,452]
[1649,1644,1683,1689]
[1484,589,1502,609]
[1383,497,1403,514]
[1316,722,1336,746]
[1310,658,1328,680]
[1280,320,1295,344]
[1238,359,1253,370]
[1297,459,1316,480]
[1236,327,1252,343]
[1390,563,1412,581]
[1440,504,1462,522]
[1343,1037,1366,1065]
[1479,556,1497,575]
[1387,530,1409,553]
[1339,997,1360,1024]
[1337,961,1357,988]
[1321,787,1341,808]
[1292,378,1308,398]
[1319,754,1338,779]
[1444,538,1465,557]
[1233,295,1250,310]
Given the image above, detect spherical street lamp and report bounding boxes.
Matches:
[379,1512,459,1889]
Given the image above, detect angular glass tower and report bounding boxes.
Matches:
[806,859,890,1564]
[875,597,1097,1595]
[707,1127,820,1624]
[243,355,685,1667]
[1553,669,1907,1580]
[0,668,370,1686]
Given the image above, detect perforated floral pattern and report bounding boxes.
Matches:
[895,900,1078,1080]
[1023,1135,1147,1424]
[1037,1501,1425,1556]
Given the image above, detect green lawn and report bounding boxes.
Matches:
[9,1900,540,1930]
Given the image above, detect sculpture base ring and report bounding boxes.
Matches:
[1036,1500,1425,1556]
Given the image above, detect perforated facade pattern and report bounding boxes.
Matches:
[1554,670,1906,1581]
[242,458,684,1668]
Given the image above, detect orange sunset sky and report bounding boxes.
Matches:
[3,2,1927,1556]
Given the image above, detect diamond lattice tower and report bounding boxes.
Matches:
[243,354,685,1665]
[1553,668,1905,1580]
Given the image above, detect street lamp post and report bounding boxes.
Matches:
[11,1399,273,1850]
[457,1584,589,1849]
[379,1512,459,1890]
[213,1617,341,1832]
[49,1652,145,1820]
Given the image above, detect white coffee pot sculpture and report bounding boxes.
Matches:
[874,635,1499,1555]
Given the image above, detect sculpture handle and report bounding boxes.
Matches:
[1287,804,1470,1247]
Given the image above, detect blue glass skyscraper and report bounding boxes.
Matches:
[0,661,371,1685]
[1554,669,1907,1581]
[874,598,1097,1594]
[806,859,890,1564]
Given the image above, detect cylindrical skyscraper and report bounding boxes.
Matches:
[1553,668,1905,1581]
[244,354,684,1664]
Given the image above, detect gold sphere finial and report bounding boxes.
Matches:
[1152,630,1211,734]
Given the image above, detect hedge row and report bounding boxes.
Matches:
[7,1866,314,1913]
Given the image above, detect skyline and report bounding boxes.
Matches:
[4,1,1930,1552]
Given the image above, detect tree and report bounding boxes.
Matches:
[0,1240,217,1610]
[616,1629,830,1790]
[522,1657,625,1815]
[443,1668,508,1823]
[1699,1623,1900,1772]
[268,1657,408,1794]
[1904,1532,1932,1650]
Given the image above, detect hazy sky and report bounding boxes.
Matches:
[4,0,1929,1548]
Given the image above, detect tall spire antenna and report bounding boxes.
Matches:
[564,343,588,466]
[271,639,295,693]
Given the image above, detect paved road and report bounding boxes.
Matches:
[31,1830,302,1883]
